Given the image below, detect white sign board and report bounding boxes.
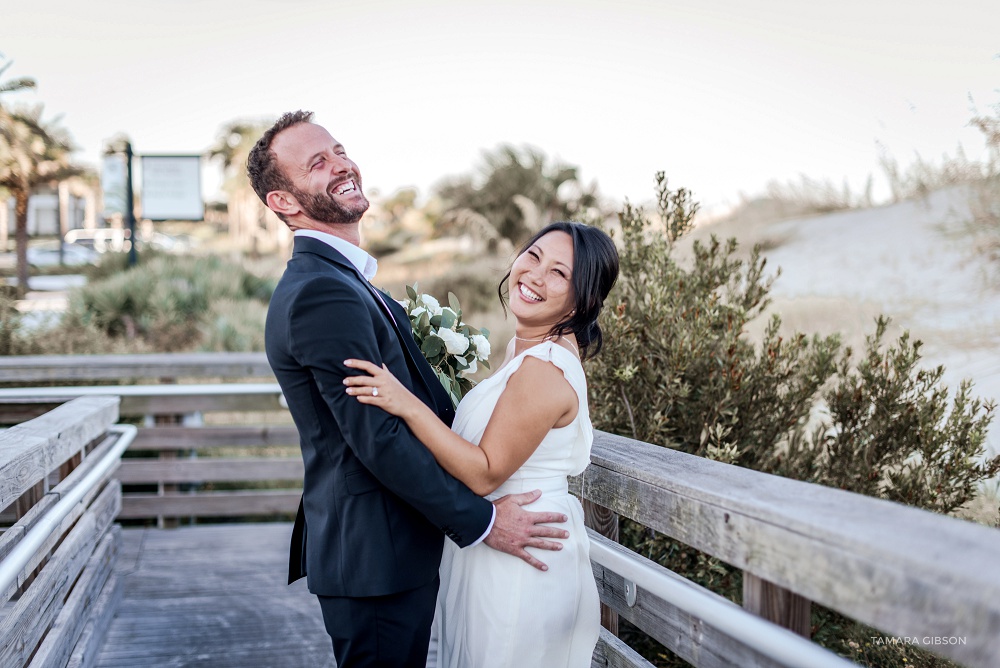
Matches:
[140,155,204,221]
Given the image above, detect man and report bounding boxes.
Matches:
[249,111,569,667]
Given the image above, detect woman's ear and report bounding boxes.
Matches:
[266,190,300,218]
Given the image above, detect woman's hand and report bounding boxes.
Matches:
[343,359,421,420]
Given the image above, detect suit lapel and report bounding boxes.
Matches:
[293,237,456,425]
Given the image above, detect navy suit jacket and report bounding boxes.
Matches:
[265,236,494,597]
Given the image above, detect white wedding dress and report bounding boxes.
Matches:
[427,340,600,668]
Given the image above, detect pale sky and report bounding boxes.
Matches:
[2,0,998,213]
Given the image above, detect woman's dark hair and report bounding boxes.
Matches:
[499,221,619,360]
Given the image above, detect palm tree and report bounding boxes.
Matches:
[0,103,82,297]
[0,56,35,98]
[209,118,283,255]
[436,145,600,244]
[0,57,34,256]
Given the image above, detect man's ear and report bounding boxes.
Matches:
[266,190,300,218]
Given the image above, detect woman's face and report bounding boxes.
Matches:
[508,231,576,328]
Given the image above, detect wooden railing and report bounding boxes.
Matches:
[573,434,1000,668]
[2,353,1000,667]
[0,353,297,528]
[0,396,133,668]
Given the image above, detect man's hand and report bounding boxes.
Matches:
[483,489,569,571]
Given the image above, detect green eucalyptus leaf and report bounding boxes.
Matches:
[406,284,418,301]
[421,334,444,357]
[416,311,431,331]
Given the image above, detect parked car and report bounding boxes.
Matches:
[26,241,102,267]
[64,228,131,253]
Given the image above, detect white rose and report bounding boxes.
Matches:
[437,328,470,355]
[459,357,478,378]
[421,294,443,316]
[396,298,410,309]
[410,306,427,319]
[470,334,491,361]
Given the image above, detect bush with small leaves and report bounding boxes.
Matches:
[588,173,996,668]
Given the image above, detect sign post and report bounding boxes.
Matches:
[125,142,137,267]
[101,141,203,267]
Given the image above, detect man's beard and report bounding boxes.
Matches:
[291,184,370,225]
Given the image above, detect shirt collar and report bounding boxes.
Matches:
[295,229,378,281]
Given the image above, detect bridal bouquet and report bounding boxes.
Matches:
[397,285,491,408]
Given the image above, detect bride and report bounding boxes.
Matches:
[344,221,619,667]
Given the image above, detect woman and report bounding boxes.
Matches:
[343,221,619,667]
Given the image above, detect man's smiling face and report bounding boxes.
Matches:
[271,122,370,226]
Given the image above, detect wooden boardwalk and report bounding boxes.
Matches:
[95,523,335,668]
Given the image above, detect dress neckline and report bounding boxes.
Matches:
[493,338,581,377]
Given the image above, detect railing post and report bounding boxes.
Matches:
[742,572,811,637]
[13,480,45,520]
[584,499,619,636]
[153,377,181,529]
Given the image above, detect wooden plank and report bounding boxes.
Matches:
[66,572,122,668]
[12,480,121,596]
[119,490,300,519]
[0,435,122,601]
[0,396,119,508]
[131,425,299,450]
[0,404,62,425]
[28,527,121,668]
[0,394,283,417]
[3,479,119,607]
[117,457,303,484]
[0,492,60,567]
[0,512,99,667]
[584,498,620,636]
[590,532,784,668]
[93,524,334,668]
[0,352,273,383]
[743,573,811,638]
[576,431,1000,668]
[0,481,121,666]
[13,480,45,519]
[592,627,656,668]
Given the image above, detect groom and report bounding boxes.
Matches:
[250,111,569,667]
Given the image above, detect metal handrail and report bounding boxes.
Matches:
[0,424,136,596]
[587,530,856,668]
[0,383,282,398]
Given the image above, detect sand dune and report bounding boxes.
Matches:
[700,186,1000,458]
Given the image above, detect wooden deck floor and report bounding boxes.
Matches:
[96,523,335,668]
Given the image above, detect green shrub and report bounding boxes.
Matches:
[777,318,999,514]
[587,173,997,667]
[0,291,28,356]
[0,254,275,357]
[65,255,274,351]
[198,298,268,352]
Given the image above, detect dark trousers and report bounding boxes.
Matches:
[317,576,439,668]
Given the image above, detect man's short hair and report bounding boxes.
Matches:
[246,110,314,219]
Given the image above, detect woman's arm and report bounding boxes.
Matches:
[344,357,576,496]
